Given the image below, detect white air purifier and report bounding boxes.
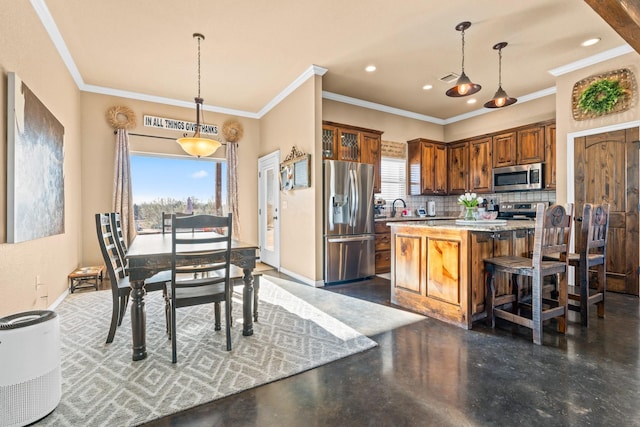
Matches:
[0,310,61,427]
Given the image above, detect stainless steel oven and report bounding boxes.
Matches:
[492,163,543,192]
[497,201,549,220]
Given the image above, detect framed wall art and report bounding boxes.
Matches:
[280,145,310,191]
[7,72,65,243]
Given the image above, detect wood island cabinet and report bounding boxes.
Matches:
[374,221,391,274]
[407,138,447,195]
[468,229,532,319]
[390,222,535,329]
[516,125,545,165]
[322,121,383,193]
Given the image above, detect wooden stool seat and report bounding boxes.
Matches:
[68,265,104,293]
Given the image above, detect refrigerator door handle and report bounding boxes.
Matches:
[349,169,358,227]
[327,235,375,243]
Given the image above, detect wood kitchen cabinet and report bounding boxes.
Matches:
[447,141,469,195]
[407,138,447,195]
[360,131,382,193]
[322,121,383,193]
[492,132,516,168]
[374,221,391,274]
[517,125,545,164]
[544,123,556,189]
[469,136,492,193]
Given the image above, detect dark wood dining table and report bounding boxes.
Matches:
[126,232,259,361]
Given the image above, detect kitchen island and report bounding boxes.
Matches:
[388,220,535,329]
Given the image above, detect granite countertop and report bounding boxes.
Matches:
[375,214,459,222]
[386,219,535,232]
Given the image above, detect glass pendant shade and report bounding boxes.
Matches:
[484,42,517,109]
[446,21,481,98]
[177,33,221,157]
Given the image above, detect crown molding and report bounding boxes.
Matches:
[322,92,446,125]
[257,65,328,117]
[548,44,634,76]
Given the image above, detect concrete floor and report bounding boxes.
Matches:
[144,273,640,427]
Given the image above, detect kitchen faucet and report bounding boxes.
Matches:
[391,198,406,217]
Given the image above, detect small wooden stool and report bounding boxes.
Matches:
[68,266,104,293]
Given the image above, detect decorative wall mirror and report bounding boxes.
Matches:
[280,146,311,190]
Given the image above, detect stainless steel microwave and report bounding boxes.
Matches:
[492,162,543,192]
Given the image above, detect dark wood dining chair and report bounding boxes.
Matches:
[162,211,193,234]
[169,213,233,363]
[96,213,169,343]
[546,203,610,326]
[484,203,574,345]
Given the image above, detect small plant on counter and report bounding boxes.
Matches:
[458,192,483,207]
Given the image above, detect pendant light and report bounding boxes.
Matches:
[177,33,221,157]
[446,21,481,97]
[484,42,518,108]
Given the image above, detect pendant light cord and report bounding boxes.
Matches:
[460,28,466,73]
[197,34,202,99]
[498,46,502,86]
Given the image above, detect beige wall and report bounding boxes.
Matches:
[260,77,322,283]
[323,99,444,143]
[444,96,556,142]
[0,3,83,316]
[79,93,260,267]
[554,52,640,204]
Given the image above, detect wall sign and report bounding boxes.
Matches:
[143,115,218,135]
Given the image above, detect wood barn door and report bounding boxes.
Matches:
[574,128,639,295]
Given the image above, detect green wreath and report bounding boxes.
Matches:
[577,79,624,115]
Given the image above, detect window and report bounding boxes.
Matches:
[379,157,406,202]
[130,154,227,233]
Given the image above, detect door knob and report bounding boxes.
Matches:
[273,216,278,220]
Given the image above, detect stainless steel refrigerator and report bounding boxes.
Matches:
[323,160,375,284]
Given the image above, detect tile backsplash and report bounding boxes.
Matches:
[378,190,556,217]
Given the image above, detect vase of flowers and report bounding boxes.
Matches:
[458,192,483,220]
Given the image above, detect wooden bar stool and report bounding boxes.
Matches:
[484,203,573,345]
[547,203,610,327]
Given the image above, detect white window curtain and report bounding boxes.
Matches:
[226,141,241,239]
[113,129,135,244]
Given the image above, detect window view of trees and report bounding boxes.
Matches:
[130,154,227,234]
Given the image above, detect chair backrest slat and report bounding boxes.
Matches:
[582,203,610,254]
[532,203,574,264]
[95,213,127,292]
[162,211,194,234]
[171,213,233,290]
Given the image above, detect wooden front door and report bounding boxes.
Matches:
[574,128,639,295]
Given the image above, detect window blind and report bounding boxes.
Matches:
[379,157,407,202]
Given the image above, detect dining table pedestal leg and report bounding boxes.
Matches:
[242,268,254,336]
[130,280,147,361]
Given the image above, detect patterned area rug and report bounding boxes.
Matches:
[36,278,377,426]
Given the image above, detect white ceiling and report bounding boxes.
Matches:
[35,0,630,123]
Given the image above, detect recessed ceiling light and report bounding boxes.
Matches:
[581,38,601,47]
[467,99,477,104]
[365,65,377,72]
[422,84,433,90]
